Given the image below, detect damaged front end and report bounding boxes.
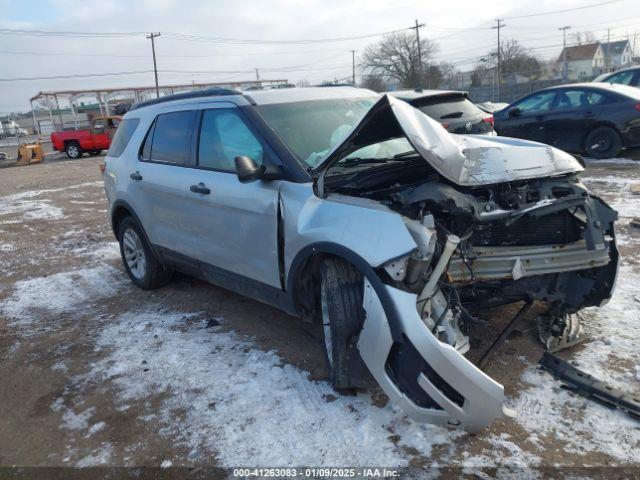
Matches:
[313,95,619,431]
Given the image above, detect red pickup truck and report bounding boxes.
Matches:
[51,116,122,159]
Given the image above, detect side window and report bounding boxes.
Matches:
[147,110,196,165]
[198,109,264,171]
[606,71,634,85]
[553,89,605,110]
[107,118,140,157]
[515,92,556,114]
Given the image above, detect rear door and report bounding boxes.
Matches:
[132,108,200,266]
[181,105,281,288]
[544,88,607,152]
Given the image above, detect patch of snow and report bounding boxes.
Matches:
[0,199,64,221]
[0,242,15,252]
[86,421,106,437]
[61,407,95,431]
[513,368,640,463]
[51,361,68,373]
[83,310,462,467]
[575,265,640,390]
[584,157,640,165]
[0,265,126,326]
[75,443,113,467]
[160,460,173,468]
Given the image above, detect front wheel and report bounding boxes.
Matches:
[118,217,172,290]
[319,258,370,390]
[65,142,82,159]
[584,127,622,159]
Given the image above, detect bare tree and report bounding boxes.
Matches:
[360,73,386,92]
[474,39,541,83]
[361,32,442,88]
[295,79,311,88]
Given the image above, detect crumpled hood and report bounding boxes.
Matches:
[314,95,583,186]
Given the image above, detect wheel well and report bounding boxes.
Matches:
[111,205,132,238]
[63,139,80,148]
[290,252,342,321]
[583,123,620,145]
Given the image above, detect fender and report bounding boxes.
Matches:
[110,199,161,260]
[287,242,407,343]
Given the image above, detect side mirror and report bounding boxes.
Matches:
[235,156,263,183]
[508,107,522,118]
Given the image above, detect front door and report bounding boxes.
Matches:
[182,106,281,288]
[498,90,557,143]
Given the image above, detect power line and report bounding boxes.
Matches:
[504,0,624,19]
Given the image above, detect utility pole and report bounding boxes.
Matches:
[350,50,356,86]
[492,19,505,102]
[147,33,161,98]
[559,26,571,83]
[606,28,611,72]
[410,19,425,89]
[255,68,260,85]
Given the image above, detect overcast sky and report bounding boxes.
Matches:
[1,0,639,114]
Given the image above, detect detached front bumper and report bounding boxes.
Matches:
[358,279,514,432]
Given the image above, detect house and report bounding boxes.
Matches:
[557,42,605,81]
[601,39,634,70]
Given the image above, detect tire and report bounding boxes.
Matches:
[118,216,172,290]
[319,258,369,390]
[65,142,83,159]
[584,126,622,159]
[89,150,101,156]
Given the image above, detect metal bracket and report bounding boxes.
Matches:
[539,352,640,421]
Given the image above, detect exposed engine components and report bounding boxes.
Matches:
[538,312,588,352]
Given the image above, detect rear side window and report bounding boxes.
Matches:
[198,109,264,171]
[606,71,635,85]
[107,118,139,157]
[415,95,482,120]
[144,110,196,165]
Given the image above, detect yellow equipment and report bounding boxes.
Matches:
[16,142,45,166]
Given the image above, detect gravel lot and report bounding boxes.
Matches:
[0,153,639,478]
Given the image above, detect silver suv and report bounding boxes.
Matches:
[104,87,618,431]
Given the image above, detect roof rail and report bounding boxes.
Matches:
[129,87,241,111]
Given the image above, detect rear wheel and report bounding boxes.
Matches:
[584,126,622,159]
[65,142,82,159]
[319,258,369,390]
[118,216,172,290]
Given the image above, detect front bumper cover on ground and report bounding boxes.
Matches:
[358,279,515,432]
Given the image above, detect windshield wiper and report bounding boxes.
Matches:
[340,157,389,165]
[440,111,464,119]
[393,149,418,159]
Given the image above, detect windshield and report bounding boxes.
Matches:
[255,97,398,167]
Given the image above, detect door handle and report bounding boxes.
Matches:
[130,171,142,181]
[190,183,211,195]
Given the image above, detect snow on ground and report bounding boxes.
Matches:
[0,265,126,328]
[1,167,639,469]
[83,310,461,467]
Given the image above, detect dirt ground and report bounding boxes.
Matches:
[0,153,639,479]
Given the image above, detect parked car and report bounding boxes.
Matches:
[103,87,618,431]
[593,65,640,87]
[51,116,121,158]
[494,83,640,158]
[387,89,495,135]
